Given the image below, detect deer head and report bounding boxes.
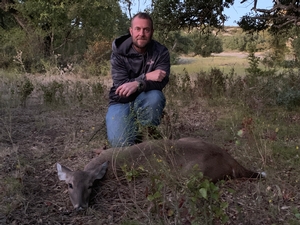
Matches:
[56,161,108,210]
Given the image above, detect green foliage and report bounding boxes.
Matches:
[245,43,262,76]
[171,57,300,111]
[155,31,194,54]
[237,14,269,32]
[0,0,126,71]
[191,32,223,57]
[151,0,234,36]
[165,69,193,100]
[185,170,229,224]
[40,80,64,105]
[121,164,142,181]
[221,30,270,52]
[154,31,193,65]
[169,51,180,65]
[194,68,227,98]
[144,165,229,224]
[268,33,289,65]
[276,71,300,110]
[239,1,300,32]
[18,77,34,106]
[91,82,104,97]
[83,40,111,76]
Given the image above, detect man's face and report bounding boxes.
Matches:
[130,17,153,53]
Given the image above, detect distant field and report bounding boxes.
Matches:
[172,52,264,76]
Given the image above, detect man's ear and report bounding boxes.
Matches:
[129,27,133,36]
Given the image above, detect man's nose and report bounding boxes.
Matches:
[139,29,145,35]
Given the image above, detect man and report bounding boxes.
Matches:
[106,12,170,147]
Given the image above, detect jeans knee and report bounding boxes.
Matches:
[136,90,165,108]
[134,91,165,126]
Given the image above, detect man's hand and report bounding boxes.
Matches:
[146,69,166,82]
[116,81,139,97]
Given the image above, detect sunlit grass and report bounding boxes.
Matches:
[172,54,255,76]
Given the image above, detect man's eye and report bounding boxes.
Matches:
[144,28,150,33]
[135,27,141,31]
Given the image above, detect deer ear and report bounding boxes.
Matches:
[56,163,72,181]
[88,161,109,180]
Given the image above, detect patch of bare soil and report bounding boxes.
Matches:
[0,74,112,223]
[211,51,265,58]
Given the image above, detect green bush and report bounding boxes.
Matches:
[192,33,223,57]
[40,81,65,105]
[18,77,34,106]
[276,71,300,110]
[194,68,227,98]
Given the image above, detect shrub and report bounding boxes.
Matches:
[275,71,300,110]
[40,81,65,105]
[83,40,112,76]
[18,77,34,106]
[194,68,227,98]
[191,33,223,57]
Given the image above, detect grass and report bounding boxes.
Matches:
[0,56,300,224]
[172,54,249,76]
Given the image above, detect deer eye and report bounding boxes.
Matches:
[68,183,73,189]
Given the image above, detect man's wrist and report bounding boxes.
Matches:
[137,81,144,92]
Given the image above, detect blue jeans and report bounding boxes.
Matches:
[106,90,166,147]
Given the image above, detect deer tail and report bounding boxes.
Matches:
[244,170,267,179]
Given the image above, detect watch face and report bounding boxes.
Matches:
[138,82,143,90]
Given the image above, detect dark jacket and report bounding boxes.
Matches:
[109,34,170,105]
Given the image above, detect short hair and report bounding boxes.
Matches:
[131,12,153,30]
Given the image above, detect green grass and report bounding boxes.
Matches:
[171,53,271,78]
[172,54,249,75]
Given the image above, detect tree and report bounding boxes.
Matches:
[239,0,300,31]
[0,0,127,71]
[149,0,234,40]
[191,32,223,57]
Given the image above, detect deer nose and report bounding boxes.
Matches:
[74,203,88,211]
[75,205,85,211]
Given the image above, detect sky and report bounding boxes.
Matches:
[130,0,274,26]
[224,0,273,26]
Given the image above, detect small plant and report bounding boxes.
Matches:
[184,168,229,224]
[13,50,26,73]
[18,76,34,106]
[276,86,300,110]
[90,81,105,103]
[144,164,229,224]
[121,164,144,181]
[246,50,262,77]
[40,80,65,105]
[194,68,227,98]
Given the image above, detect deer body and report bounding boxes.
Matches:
[57,137,265,210]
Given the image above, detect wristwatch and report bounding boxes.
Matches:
[137,81,144,91]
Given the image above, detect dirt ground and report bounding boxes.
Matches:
[1,71,300,225]
[0,86,215,224]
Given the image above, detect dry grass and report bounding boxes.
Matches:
[0,61,300,224]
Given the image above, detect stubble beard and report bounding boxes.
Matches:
[132,33,153,53]
[133,39,148,52]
